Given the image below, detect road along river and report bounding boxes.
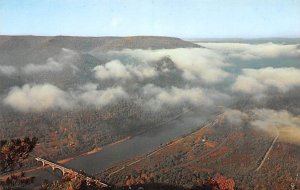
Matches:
[20,110,219,189]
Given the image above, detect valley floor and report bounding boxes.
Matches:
[99,112,300,190]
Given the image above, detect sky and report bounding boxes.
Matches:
[0,0,299,38]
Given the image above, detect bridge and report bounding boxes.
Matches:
[35,157,109,188]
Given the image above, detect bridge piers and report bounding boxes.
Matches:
[62,169,66,176]
[35,157,108,188]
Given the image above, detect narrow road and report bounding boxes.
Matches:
[255,129,279,172]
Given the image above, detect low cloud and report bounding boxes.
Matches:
[2,45,299,116]
[140,84,227,110]
[0,65,17,76]
[251,109,300,144]
[106,48,230,83]
[93,59,157,81]
[3,83,129,112]
[3,84,72,112]
[197,42,300,60]
[78,84,128,108]
[224,109,249,127]
[232,67,300,94]
[23,48,79,74]
[93,60,131,80]
[23,58,64,74]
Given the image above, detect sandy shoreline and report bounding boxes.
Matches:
[0,136,131,180]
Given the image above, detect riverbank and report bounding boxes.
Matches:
[0,136,131,181]
[0,109,192,182]
[103,118,216,178]
[0,109,202,188]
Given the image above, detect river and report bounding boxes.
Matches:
[23,110,216,189]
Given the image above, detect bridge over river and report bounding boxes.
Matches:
[35,157,109,188]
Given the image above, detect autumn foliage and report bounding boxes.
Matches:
[0,137,37,173]
[206,175,235,190]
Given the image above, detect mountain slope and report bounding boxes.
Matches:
[0,35,200,66]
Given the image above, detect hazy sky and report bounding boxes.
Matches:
[0,0,299,38]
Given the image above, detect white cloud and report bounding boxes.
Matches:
[107,48,230,83]
[22,48,79,74]
[224,109,249,127]
[197,42,300,60]
[93,60,131,80]
[232,75,265,94]
[156,87,207,106]
[78,85,128,108]
[3,83,129,112]
[0,65,17,76]
[129,64,157,80]
[3,84,73,112]
[251,109,300,144]
[232,67,300,94]
[93,59,157,81]
[141,84,213,110]
[23,58,64,74]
